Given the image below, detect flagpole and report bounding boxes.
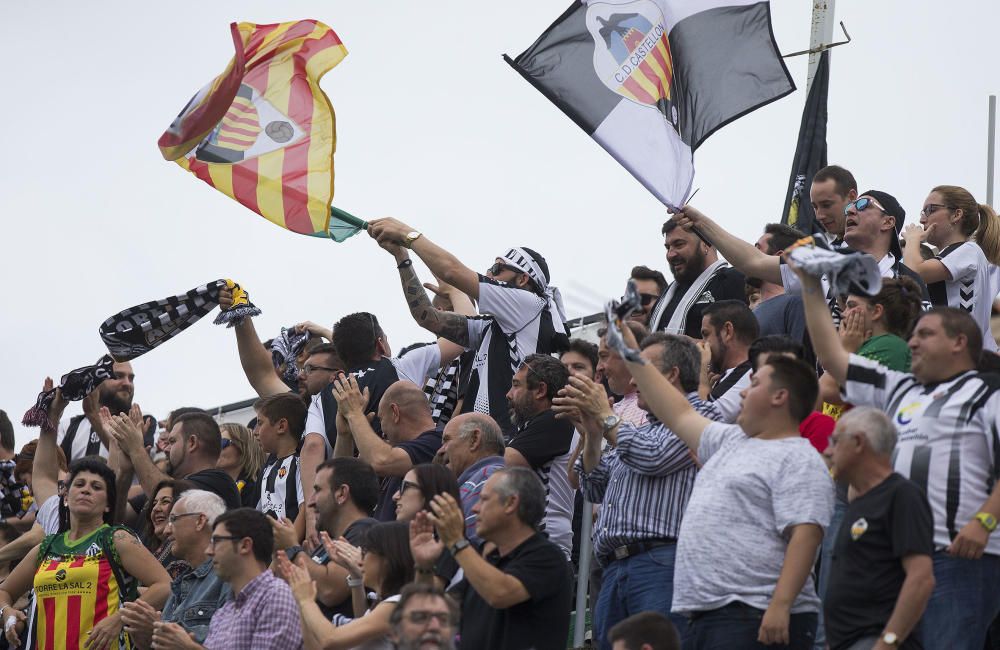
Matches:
[988,95,996,207]
[806,0,837,94]
[572,499,594,646]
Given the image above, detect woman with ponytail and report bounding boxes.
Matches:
[903,185,1000,351]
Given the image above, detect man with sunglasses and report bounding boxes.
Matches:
[628,266,668,327]
[368,217,571,436]
[669,191,929,325]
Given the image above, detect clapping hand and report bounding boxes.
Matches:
[409,511,444,570]
[323,532,363,580]
[277,550,318,605]
[332,374,370,419]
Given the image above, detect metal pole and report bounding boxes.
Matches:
[988,95,996,207]
[573,499,594,646]
[806,0,837,94]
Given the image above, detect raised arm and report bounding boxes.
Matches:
[108,414,169,496]
[369,218,481,299]
[671,205,783,285]
[902,224,952,284]
[219,287,288,397]
[790,261,850,385]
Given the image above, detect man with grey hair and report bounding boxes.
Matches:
[120,489,231,646]
[415,467,572,650]
[823,407,935,650]
[553,332,722,648]
[438,412,505,544]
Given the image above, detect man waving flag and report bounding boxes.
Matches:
[507,0,794,208]
[159,20,350,238]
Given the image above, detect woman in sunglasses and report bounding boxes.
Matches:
[392,463,462,524]
[217,422,268,508]
[280,521,415,650]
[902,184,1000,352]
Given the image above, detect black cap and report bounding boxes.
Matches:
[859,189,906,258]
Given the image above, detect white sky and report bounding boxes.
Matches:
[2,1,998,448]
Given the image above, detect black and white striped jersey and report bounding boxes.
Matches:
[257,453,304,522]
[928,241,999,353]
[843,354,1000,554]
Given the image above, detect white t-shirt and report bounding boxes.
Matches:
[544,430,580,559]
[672,422,833,614]
[37,494,61,535]
[842,354,1000,554]
[929,241,999,352]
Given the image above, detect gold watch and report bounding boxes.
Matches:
[402,231,422,248]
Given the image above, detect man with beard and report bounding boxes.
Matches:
[57,361,135,461]
[649,220,747,337]
[700,301,758,424]
[272,457,379,620]
[389,583,459,650]
[503,354,575,559]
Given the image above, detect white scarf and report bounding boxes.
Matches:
[650,259,729,334]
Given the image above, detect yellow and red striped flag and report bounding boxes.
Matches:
[159,20,347,237]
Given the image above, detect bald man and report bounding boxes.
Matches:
[332,377,443,521]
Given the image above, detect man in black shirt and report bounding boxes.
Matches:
[332,376,442,521]
[648,219,747,337]
[273,457,378,619]
[504,354,576,559]
[418,467,572,650]
[824,407,934,650]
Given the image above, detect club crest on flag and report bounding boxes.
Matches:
[195,83,306,164]
[585,1,678,131]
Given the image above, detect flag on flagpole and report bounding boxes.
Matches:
[506,0,794,209]
[782,49,830,234]
[159,20,347,237]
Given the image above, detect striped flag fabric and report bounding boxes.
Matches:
[159,20,347,237]
[506,0,794,208]
[782,50,830,234]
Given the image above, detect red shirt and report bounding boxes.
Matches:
[799,411,835,453]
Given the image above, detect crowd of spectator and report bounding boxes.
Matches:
[2,165,1000,650]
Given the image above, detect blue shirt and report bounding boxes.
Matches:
[162,558,232,643]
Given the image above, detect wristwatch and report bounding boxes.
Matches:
[402,231,422,248]
[976,512,998,533]
[450,539,471,556]
[284,545,305,562]
[601,414,621,435]
[881,632,899,646]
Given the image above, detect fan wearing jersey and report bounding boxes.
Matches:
[310,312,460,449]
[0,458,171,650]
[367,218,571,436]
[56,362,135,463]
[253,393,307,532]
[902,184,1000,352]
[797,260,1000,650]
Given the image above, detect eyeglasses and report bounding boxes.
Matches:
[168,512,202,525]
[639,293,659,306]
[404,610,453,626]
[844,197,887,215]
[487,262,523,277]
[219,439,233,450]
[399,479,421,495]
[920,204,954,218]
[209,535,242,548]
[302,364,338,374]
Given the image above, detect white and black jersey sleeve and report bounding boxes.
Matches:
[841,354,913,410]
[391,343,442,386]
[478,277,547,332]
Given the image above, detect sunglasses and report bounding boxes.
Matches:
[639,293,658,306]
[844,197,887,215]
[220,439,233,450]
[487,262,523,277]
[399,479,421,495]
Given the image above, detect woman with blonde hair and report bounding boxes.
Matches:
[218,422,267,507]
[903,184,1000,351]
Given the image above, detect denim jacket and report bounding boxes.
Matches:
[162,558,233,643]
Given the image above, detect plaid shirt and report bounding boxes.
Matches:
[578,393,722,561]
[202,570,303,650]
